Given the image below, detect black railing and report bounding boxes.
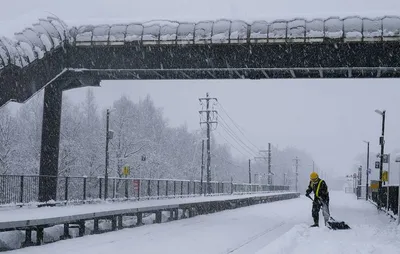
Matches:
[0,175,290,205]
[368,185,399,216]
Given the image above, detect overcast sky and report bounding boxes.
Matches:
[1,0,400,178]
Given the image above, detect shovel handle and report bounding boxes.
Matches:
[307,195,336,221]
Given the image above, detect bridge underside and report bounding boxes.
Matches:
[2,41,400,106]
[71,67,400,80]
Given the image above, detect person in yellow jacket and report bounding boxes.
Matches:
[305,172,330,227]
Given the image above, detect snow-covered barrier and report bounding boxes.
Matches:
[369,185,399,219]
[1,15,400,71]
[0,174,289,207]
[0,192,299,251]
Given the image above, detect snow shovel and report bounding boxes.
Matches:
[307,195,351,230]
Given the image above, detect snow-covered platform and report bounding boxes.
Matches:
[6,191,400,254]
[0,192,298,250]
[256,191,400,254]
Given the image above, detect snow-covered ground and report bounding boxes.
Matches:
[6,191,400,254]
[257,192,400,254]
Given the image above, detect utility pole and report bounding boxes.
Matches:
[199,93,218,194]
[255,144,273,185]
[293,157,300,192]
[267,143,272,185]
[357,165,362,199]
[200,140,205,195]
[283,173,287,186]
[375,109,386,209]
[104,109,114,200]
[249,159,251,184]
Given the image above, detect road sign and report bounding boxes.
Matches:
[133,179,140,192]
[375,161,380,169]
[371,180,379,192]
[383,154,390,163]
[382,170,389,182]
[368,168,371,174]
[122,165,130,177]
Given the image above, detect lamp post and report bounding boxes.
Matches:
[375,109,386,209]
[363,140,370,200]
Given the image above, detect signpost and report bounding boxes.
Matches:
[384,154,391,212]
[382,171,389,182]
[370,180,379,192]
[122,165,130,177]
[121,165,130,198]
[395,154,400,225]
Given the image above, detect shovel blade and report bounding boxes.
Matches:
[327,221,351,230]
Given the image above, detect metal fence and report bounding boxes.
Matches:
[3,15,400,70]
[357,184,399,216]
[370,185,399,216]
[0,174,290,205]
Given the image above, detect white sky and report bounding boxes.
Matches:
[1,0,400,178]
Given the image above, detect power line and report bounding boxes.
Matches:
[215,130,249,158]
[218,113,259,155]
[211,154,242,169]
[218,124,257,158]
[218,118,258,157]
[217,102,260,152]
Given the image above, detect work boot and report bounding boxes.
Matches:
[310,223,319,227]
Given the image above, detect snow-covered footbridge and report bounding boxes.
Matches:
[2,191,399,253]
[2,15,400,204]
[2,15,400,106]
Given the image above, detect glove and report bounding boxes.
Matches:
[305,193,310,198]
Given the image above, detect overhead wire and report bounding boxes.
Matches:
[214,130,249,158]
[218,114,259,157]
[218,120,259,158]
[217,102,260,152]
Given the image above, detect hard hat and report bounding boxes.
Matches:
[310,172,319,181]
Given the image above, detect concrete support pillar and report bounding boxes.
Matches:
[38,82,63,202]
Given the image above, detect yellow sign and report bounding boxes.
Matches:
[122,165,130,176]
[382,171,389,182]
[370,182,379,190]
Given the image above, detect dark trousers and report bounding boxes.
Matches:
[312,199,330,225]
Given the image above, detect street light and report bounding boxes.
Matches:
[375,109,386,209]
[363,140,370,200]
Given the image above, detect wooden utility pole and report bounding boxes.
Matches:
[199,93,218,194]
[200,140,205,195]
[249,159,251,184]
[293,157,300,192]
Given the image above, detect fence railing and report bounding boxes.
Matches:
[0,174,290,205]
[357,184,399,216]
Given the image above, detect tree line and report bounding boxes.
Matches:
[0,89,318,190]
